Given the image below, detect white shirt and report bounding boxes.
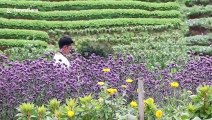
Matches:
[53,52,70,67]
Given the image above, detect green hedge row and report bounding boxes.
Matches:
[185,0,211,6]
[61,25,180,36]
[185,34,212,46]
[0,18,182,30]
[189,46,212,55]
[0,39,48,47]
[184,5,212,18]
[0,1,179,11]
[0,29,49,42]
[187,17,212,30]
[0,9,180,21]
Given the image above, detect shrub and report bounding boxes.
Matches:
[0,1,180,11]
[183,5,212,18]
[0,39,48,47]
[76,39,113,58]
[0,9,180,21]
[0,29,49,42]
[186,17,212,30]
[185,34,212,46]
[0,18,182,30]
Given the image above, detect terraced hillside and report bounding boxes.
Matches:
[0,0,185,68]
[184,0,212,55]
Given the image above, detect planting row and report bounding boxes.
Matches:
[76,30,182,44]
[185,34,212,46]
[0,18,182,30]
[185,0,212,6]
[0,39,47,47]
[186,17,212,30]
[62,25,180,36]
[0,9,180,21]
[189,46,212,55]
[184,5,212,18]
[0,1,179,11]
[0,29,49,42]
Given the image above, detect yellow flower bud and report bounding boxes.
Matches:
[67,110,75,118]
[170,82,179,88]
[155,110,163,119]
[102,68,110,72]
[130,101,138,108]
[97,82,104,86]
[106,88,118,95]
[126,78,133,83]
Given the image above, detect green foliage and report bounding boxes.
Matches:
[0,29,49,42]
[187,17,212,30]
[55,25,180,36]
[0,8,180,21]
[76,39,113,58]
[185,34,212,46]
[183,5,212,18]
[111,30,187,69]
[188,46,212,56]
[185,0,211,6]
[0,1,180,11]
[0,18,182,30]
[16,85,138,120]
[4,45,56,61]
[0,39,48,47]
[182,85,212,119]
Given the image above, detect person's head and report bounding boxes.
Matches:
[58,35,74,55]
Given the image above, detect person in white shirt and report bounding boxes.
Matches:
[53,35,74,68]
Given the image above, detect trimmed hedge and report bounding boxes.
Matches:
[185,34,212,46]
[189,46,212,55]
[0,29,49,42]
[184,5,212,18]
[0,18,182,30]
[0,9,180,21]
[65,25,180,35]
[185,0,211,6]
[0,1,180,11]
[186,17,212,30]
[0,39,48,47]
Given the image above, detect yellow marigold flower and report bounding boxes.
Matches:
[145,98,154,105]
[126,78,133,83]
[155,110,163,119]
[67,110,75,118]
[130,101,138,108]
[102,68,110,72]
[170,82,179,88]
[106,88,117,95]
[121,85,127,89]
[97,82,104,86]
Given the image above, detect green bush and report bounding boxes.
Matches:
[185,34,212,46]
[186,17,212,30]
[0,1,179,11]
[0,29,49,42]
[188,46,212,55]
[183,5,212,18]
[0,9,180,21]
[4,45,56,61]
[185,0,211,6]
[64,25,180,36]
[76,39,113,58]
[0,18,182,30]
[0,39,48,47]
